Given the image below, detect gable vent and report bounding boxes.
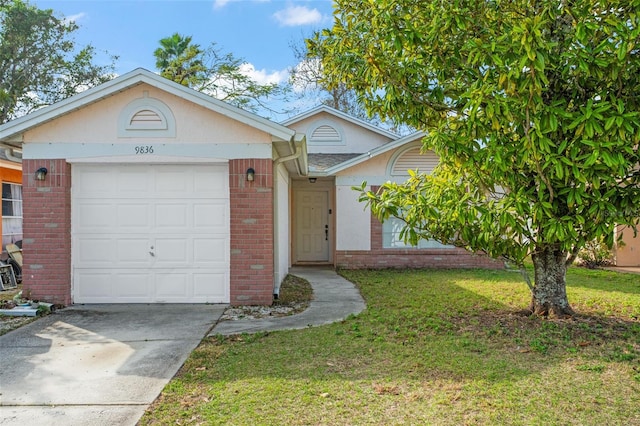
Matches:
[392,148,439,175]
[129,109,166,129]
[311,125,341,142]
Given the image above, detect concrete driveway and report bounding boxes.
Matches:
[0,304,226,426]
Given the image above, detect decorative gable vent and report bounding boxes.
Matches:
[391,147,439,175]
[311,125,341,141]
[129,109,165,129]
[118,92,176,138]
[309,121,344,145]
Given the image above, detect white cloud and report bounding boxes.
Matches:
[273,5,322,27]
[239,63,289,85]
[214,0,269,10]
[213,0,230,9]
[63,12,87,25]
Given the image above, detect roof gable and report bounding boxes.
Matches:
[0,68,295,145]
[319,131,427,176]
[282,105,399,141]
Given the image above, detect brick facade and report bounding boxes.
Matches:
[229,159,274,305]
[21,159,72,305]
[335,186,502,270]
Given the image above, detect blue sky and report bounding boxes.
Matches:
[34,0,336,116]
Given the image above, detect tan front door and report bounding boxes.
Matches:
[295,190,329,262]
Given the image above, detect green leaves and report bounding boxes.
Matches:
[0,0,117,123]
[315,0,640,268]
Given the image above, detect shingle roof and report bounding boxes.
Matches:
[308,153,361,172]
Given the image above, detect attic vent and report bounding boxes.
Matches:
[309,122,344,146]
[129,109,165,129]
[312,125,341,141]
[118,94,176,138]
[391,147,439,175]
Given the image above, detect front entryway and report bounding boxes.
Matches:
[71,163,230,303]
[294,189,330,262]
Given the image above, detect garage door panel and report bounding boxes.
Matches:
[112,273,153,300]
[155,170,191,193]
[75,271,114,300]
[155,204,188,228]
[72,164,230,303]
[118,170,152,195]
[77,203,116,229]
[194,202,228,229]
[193,238,228,263]
[194,273,228,299]
[194,168,227,195]
[155,272,189,300]
[117,204,151,228]
[116,238,153,264]
[154,238,188,263]
[76,238,116,264]
[75,170,116,197]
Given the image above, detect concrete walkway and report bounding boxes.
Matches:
[211,266,366,336]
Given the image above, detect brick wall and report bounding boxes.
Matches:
[229,159,274,305]
[21,159,72,305]
[336,186,502,270]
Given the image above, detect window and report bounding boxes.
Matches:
[2,183,22,247]
[382,216,453,249]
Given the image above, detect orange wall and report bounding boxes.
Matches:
[0,165,23,247]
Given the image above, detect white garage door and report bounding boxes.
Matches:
[72,164,229,303]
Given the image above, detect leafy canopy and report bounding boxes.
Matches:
[154,33,290,114]
[310,0,640,268]
[0,0,116,124]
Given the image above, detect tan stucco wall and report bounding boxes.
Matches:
[24,84,272,144]
[616,225,640,266]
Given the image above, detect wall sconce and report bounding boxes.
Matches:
[308,177,317,183]
[246,168,255,182]
[35,167,48,181]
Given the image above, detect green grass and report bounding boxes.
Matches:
[140,267,640,425]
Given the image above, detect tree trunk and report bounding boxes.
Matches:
[530,246,575,317]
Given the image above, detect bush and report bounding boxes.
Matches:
[577,239,614,269]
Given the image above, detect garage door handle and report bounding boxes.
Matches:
[149,246,155,257]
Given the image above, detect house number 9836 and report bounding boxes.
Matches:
[135,145,154,154]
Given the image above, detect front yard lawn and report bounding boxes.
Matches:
[140,267,640,425]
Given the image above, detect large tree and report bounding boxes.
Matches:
[309,0,640,316]
[289,37,369,119]
[154,33,289,114]
[0,0,116,124]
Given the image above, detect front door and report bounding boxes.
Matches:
[295,190,329,262]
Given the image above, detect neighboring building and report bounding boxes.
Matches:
[615,225,640,266]
[0,69,499,306]
[0,150,23,250]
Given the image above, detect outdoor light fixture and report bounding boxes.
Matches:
[246,167,255,182]
[308,177,317,183]
[35,167,48,181]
